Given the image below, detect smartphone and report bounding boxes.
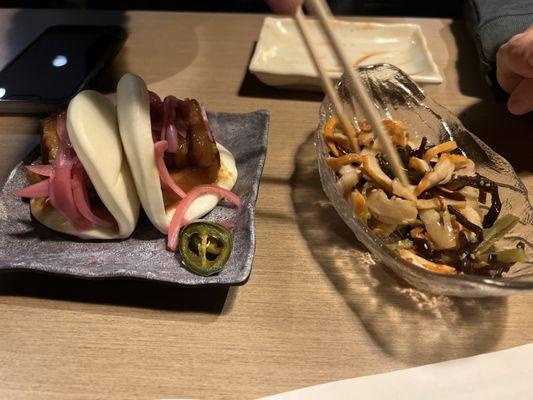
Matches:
[0,25,127,114]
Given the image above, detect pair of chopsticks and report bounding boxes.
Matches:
[294,0,409,186]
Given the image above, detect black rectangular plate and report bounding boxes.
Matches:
[0,110,269,286]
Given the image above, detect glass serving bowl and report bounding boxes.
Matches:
[315,64,533,297]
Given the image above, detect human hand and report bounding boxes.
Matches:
[496,27,533,115]
[266,0,304,14]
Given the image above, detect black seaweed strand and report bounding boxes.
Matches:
[447,205,483,236]
[412,136,428,159]
[445,174,502,228]
[430,186,465,201]
[447,205,484,263]
[482,179,501,228]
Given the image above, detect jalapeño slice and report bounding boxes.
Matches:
[179,221,233,276]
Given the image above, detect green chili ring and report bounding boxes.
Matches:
[179,221,233,276]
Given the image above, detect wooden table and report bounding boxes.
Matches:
[0,9,532,400]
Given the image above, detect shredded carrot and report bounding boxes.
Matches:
[324,116,340,156]
[333,133,352,152]
[414,175,430,197]
[410,226,425,239]
[423,140,457,162]
[408,156,430,173]
[420,260,457,275]
[361,154,392,192]
[383,119,408,147]
[448,154,467,163]
[451,219,462,233]
[414,153,455,196]
[398,249,457,275]
[447,154,471,167]
[358,120,372,132]
[372,227,387,238]
[435,195,445,211]
[326,153,361,171]
[351,189,366,216]
[414,171,443,197]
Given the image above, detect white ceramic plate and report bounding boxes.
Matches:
[249,17,442,89]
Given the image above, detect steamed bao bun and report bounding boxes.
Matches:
[116,73,237,234]
[31,91,140,239]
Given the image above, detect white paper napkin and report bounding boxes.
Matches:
[260,344,533,399]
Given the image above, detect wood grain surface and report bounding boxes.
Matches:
[0,9,532,400]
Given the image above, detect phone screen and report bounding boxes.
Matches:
[0,25,126,110]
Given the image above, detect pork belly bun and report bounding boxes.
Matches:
[14,90,140,239]
[116,73,239,250]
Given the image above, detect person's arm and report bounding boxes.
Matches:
[464,0,533,114]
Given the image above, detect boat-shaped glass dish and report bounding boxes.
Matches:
[316,64,533,297]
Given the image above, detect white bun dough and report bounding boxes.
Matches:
[116,73,237,234]
[31,90,140,239]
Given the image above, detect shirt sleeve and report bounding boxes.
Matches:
[464,0,533,92]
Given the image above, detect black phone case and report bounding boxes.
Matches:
[0,25,127,115]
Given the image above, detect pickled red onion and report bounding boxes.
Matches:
[49,138,88,230]
[14,113,117,232]
[26,164,53,177]
[148,91,241,251]
[219,220,236,229]
[56,111,69,143]
[175,118,187,138]
[170,98,188,138]
[13,178,50,198]
[167,184,242,251]
[200,104,214,142]
[154,140,187,199]
[149,90,162,105]
[71,161,116,228]
[166,123,179,153]
[151,94,194,143]
[160,96,172,142]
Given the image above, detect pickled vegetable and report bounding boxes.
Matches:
[179,221,233,276]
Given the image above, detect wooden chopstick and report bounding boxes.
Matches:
[303,0,410,186]
[294,7,359,153]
